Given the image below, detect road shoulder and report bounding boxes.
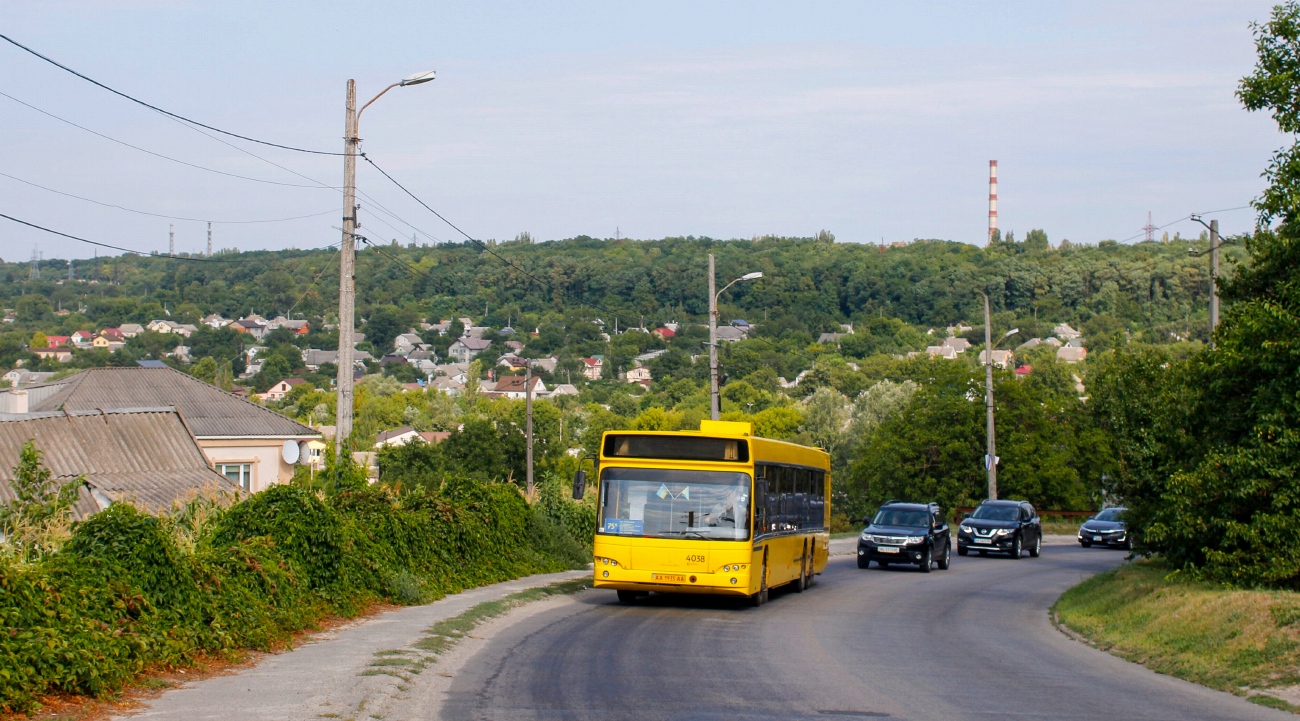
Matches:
[111,569,589,721]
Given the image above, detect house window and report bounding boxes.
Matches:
[217,463,253,491]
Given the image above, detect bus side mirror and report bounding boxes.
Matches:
[572,469,586,500]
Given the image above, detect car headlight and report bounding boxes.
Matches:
[905,536,924,545]
[959,525,973,534]
[995,528,1013,536]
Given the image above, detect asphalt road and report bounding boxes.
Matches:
[442,539,1292,721]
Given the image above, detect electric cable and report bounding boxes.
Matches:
[3,89,444,243]
[0,211,328,263]
[0,89,332,189]
[0,33,343,156]
[285,246,343,317]
[0,170,336,224]
[359,152,622,317]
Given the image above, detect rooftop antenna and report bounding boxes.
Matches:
[987,160,998,246]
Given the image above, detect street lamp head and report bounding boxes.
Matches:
[740,272,764,281]
[1004,328,1020,338]
[400,70,437,86]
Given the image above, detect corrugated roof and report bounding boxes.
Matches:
[21,367,318,439]
[0,408,237,519]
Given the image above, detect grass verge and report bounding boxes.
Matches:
[362,577,592,681]
[1053,559,1300,712]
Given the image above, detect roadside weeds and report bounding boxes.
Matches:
[1052,559,1300,714]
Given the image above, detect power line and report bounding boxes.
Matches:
[0,170,336,224]
[0,89,332,189]
[285,247,343,317]
[2,88,442,243]
[0,211,325,263]
[0,33,343,156]
[360,153,621,317]
[1113,205,1252,245]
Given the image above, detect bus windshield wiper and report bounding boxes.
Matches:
[660,530,709,539]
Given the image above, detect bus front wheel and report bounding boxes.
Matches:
[616,590,640,604]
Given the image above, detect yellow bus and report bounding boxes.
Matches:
[574,420,830,606]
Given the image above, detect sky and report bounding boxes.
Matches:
[0,1,1286,261]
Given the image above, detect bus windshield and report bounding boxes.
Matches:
[599,467,751,541]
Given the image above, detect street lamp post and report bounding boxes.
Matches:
[708,256,762,420]
[335,71,435,457]
[981,293,1018,500]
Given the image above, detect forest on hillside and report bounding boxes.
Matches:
[2,229,1240,366]
[0,229,1242,522]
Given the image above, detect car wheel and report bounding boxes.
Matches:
[1009,536,1022,559]
[876,560,890,569]
[1029,534,1041,558]
[957,546,969,557]
[938,541,951,570]
[857,556,870,569]
[977,550,988,556]
[1080,540,1092,548]
[616,590,639,604]
[918,547,932,573]
[1123,537,1133,551]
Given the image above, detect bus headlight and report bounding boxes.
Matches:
[730,578,738,585]
[602,570,609,578]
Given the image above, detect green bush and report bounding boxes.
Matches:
[0,477,588,714]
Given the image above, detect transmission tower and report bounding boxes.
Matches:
[1143,211,1157,242]
[28,247,38,280]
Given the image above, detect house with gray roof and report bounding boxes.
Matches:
[0,407,238,519]
[448,336,492,363]
[0,366,318,492]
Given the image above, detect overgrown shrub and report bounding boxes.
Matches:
[0,475,590,714]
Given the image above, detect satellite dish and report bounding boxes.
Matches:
[281,439,301,464]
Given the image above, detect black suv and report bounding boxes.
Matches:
[857,501,951,572]
[957,499,1042,559]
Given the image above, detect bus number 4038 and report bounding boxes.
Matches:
[686,554,705,563]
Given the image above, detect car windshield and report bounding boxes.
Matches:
[1095,508,1126,522]
[598,467,750,541]
[872,508,930,527]
[971,505,1020,521]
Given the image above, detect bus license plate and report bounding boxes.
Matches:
[652,573,686,583]
[878,547,900,554]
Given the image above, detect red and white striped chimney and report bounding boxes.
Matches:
[988,160,998,245]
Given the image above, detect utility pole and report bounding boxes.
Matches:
[335,79,359,457]
[708,253,719,420]
[525,365,534,496]
[983,294,998,500]
[1209,219,1220,347]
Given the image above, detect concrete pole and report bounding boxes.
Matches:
[708,253,719,421]
[984,294,998,500]
[525,365,534,496]
[1209,219,1220,347]
[335,79,358,457]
